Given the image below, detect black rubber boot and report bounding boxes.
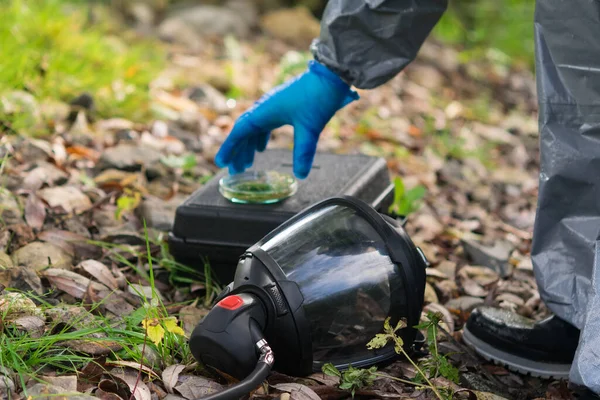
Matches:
[463,306,580,379]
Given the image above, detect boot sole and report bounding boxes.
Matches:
[462,326,571,379]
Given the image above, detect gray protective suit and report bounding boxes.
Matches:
[310,0,600,392]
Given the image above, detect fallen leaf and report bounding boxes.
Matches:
[67,145,100,162]
[105,361,160,380]
[271,383,321,400]
[306,372,340,387]
[95,387,125,400]
[163,364,186,394]
[62,338,123,355]
[98,378,130,400]
[108,368,152,400]
[38,185,92,214]
[78,260,118,290]
[174,375,223,400]
[43,268,95,299]
[13,316,45,338]
[178,305,209,336]
[462,278,488,297]
[24,194,46,230]
[142,317,185,345]
[38,230,102,261]
[40,375,78,392]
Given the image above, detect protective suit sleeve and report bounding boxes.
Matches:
[310,0,449,89]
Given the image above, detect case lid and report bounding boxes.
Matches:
[171,149,393,250]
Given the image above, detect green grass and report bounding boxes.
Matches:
[0,224,214,395]
[432,0,535,69]
[0,0,165,135]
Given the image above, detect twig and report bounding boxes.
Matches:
[130,331,148,400]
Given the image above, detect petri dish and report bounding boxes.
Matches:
[219,170,297,204]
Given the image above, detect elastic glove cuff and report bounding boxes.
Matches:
[308,60,360,101]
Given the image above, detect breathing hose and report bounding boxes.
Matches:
[196,339,275,400]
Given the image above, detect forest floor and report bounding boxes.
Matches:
[0,1,575,400]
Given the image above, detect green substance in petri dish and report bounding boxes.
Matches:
[219,171,297,204]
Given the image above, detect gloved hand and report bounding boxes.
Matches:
[214,60,359,179]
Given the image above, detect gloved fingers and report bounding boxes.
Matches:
[229,139,251,175]
[215,116,256,168]
[292,123,319,179]
[245,136,257,168]
[256,131,270,152]
[340,89,360,108]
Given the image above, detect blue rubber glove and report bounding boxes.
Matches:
[214,60,359,179]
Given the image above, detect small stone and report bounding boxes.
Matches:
[444,296,484,313]
[0,292,44,321]
[26,383,96,400]
[424,282,439,304]
[167,124,203,153]
[11,241,74,270]
[98,144,163,172]
[115,129,140,143]
[0,252,13,269]
[38,186,92,214]
[187,85,228,113]
[137,195,186,232]
[0,188,22,225]
[260,7,320,48]
[461,238,514,277]
[160,4,253,39]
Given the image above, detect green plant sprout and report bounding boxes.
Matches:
[323,312,460,400]
[389,176,427,217]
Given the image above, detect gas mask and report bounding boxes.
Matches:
[189,196,428,399]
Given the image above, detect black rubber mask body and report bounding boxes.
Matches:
[190,196,427,379]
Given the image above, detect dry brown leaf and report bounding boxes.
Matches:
[271,383,321,400]
[178,305,209,336]
[163,364,186,394]
[38,230,101,261]
[43,268,95,299]
[306,372,340,387]
[13,316,45,338]
[78,259,118,290]
[95,387,125,400]
[462,278,488,297]
[58,339,123,355]
[105,361,160,380]
[66,145,100,162]
[24,194,46,230]
[174,375,223,400]
[108,368,152,400]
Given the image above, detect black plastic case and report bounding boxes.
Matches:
[168,149,395,283]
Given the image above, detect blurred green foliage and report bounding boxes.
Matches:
[0,0,165,133]
[432,0,535,69]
